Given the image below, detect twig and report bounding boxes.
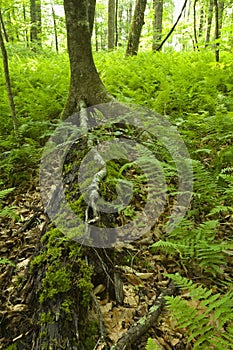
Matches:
[110,282,177,350]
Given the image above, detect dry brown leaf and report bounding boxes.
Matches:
[135,272,154,280]
[123,285,139,307]
[11,304,28,312]
[123,273,143,286]
[99,301,113,315]
[16,258,30,271]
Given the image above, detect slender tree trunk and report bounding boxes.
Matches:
[30,0,42,46]
[218,0,224,32]
[115,0,118,47]
[230,10,233,48]
[198,5,204,38]
[214,0,220,62]
[128,0,133,33]
[61,0,112,120]
[152,0,163,51]
[205,0,214,46]
[118,4,123,43]
[193,0,199,50]
[0,19,18,134]
[0,10,8,42]
[108,0,115,50]
[51,3,59,53]
[12,7,19,41]
[155,0,188,52]
[23,4,30,46]
[125,0,147,56]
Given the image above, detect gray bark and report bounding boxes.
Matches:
[126,0,147,56]
[61,0,113,120]
[152,0,163,51]
[108,0,115,49]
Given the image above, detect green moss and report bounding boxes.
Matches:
[30,252,47,272]
[39,312,54,324]
[39,266,72,303]
[69,195,87,219]
[61,299,74,316]
[83,319,99,349]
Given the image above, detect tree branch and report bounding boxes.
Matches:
[110,282,177,350]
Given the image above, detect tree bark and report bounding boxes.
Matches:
[115,0,118,47]
[193,0,199,50]
[125,0,147,56]
[218,0,224,32]
[51,3,59,53]
[214,0,220,62]
[205,0,214,46]
[0,10,8,42]
[152,0,163,52]
[127,0,133,31]
[0,16,18,135]
[108,0,115,50]
[198,5,204,38]
[61,0,113,120]
[30,0,42,46]
[23,4,30,46]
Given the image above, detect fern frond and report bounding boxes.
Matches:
[0,187,15,200]
[165,274,233,349]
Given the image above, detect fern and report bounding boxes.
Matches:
[0,187,18,219]
[0,258,15,266]
[146,338,162,350]
[0,187,15,199]
[165,274,233,350]
[152,219,229,276]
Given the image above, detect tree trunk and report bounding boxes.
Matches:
[30,0,42,46]
[95,18,99,51]
[152,0,163,51]
[198,5,204,38]
[115,0,118,47]
[127,0,133,32]
[218,0,224,32]
[155,0,188,52]
[108,0,115,50]
[0,10,9,42]
[23,4,30,46]
[214,0,220,62]
[125,0,147,56]
[0,16,18,135]
[193,0,199,50]
[61,0,113,120]
[51,3,59,53]
[205,0,214,46]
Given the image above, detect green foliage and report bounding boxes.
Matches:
[97,51,233,118]
[0,258,15,267]
[0,46,232,349]
[152,218,231,277]
[146,338,161,350]
[2,345,17,350]
[165,274,233,349]
[0,49,67,186]
[0,186,18,219]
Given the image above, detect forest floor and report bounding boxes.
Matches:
[0,185,193,350]
[1,182,232,350]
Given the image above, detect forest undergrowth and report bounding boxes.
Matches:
[0,48,233,349]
